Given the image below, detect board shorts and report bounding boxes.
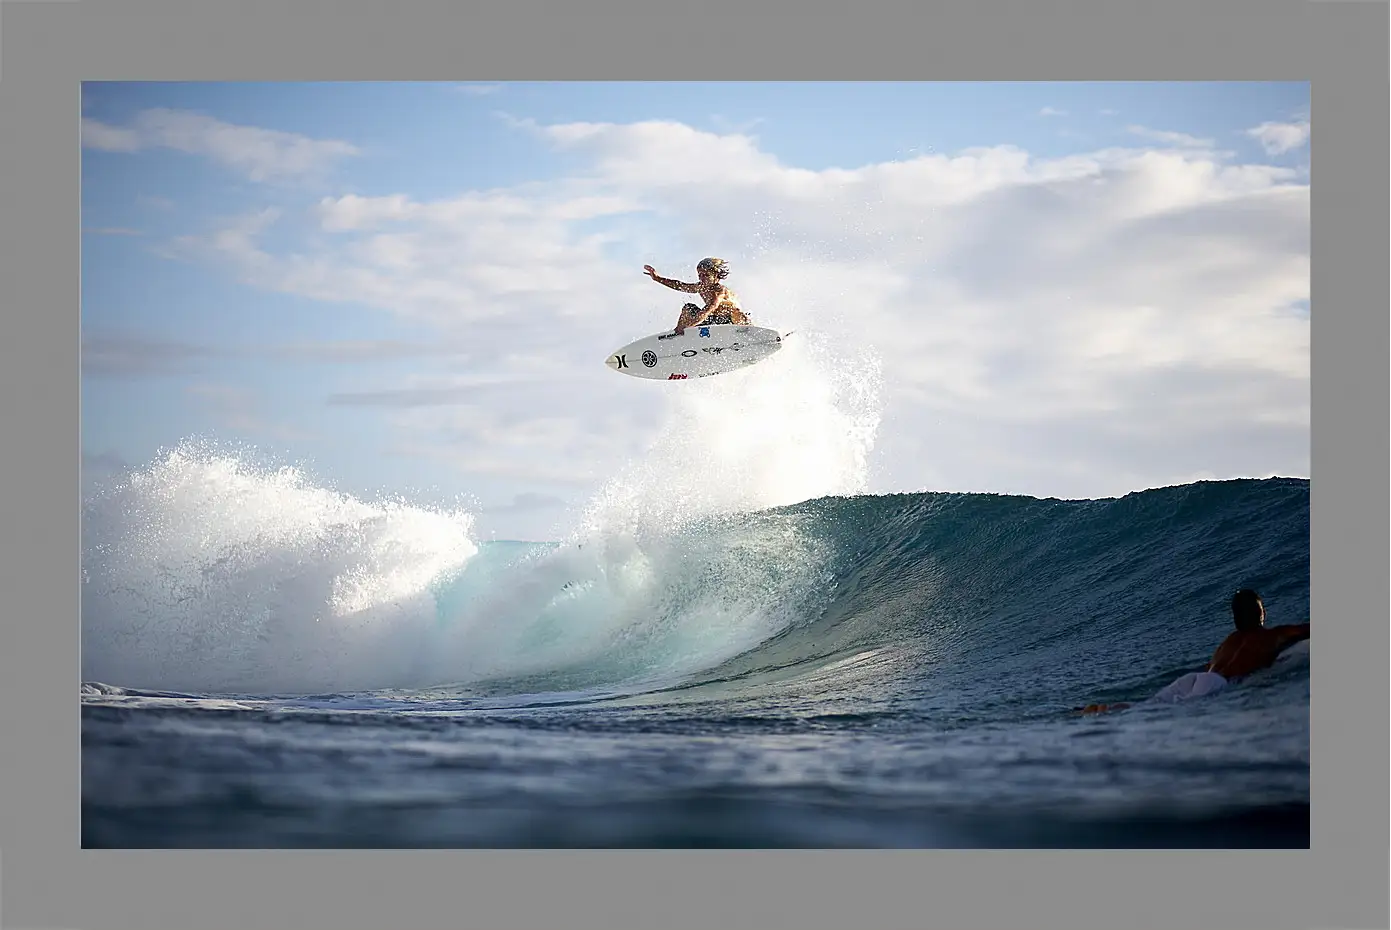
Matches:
[682,302,740,325]
[1149,670,1228,704]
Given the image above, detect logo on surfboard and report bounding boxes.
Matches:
[641,350,657,367]
[668,373,687,380]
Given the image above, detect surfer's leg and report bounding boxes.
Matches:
[1150,672,1199,703]
[676,303,702,328]
[1150,670,1227,704]
[1187,671,1228,698]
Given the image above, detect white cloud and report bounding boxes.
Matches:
[171,207,283,273]
[453,83,503,96]
[170,117,1309,506]
[1126,125,1215,149]
[81,109,359,181]
[1246,120,1310,155]
[1039,107,1068,117]
[81,119,141,152]
[711,114,767,135]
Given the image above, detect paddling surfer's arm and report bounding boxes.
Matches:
[643,265,699,293]
[1274,623,1310,651]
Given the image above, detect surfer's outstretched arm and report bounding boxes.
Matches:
[644,265,699,293]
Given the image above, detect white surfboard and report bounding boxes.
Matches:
[604,324,787,381]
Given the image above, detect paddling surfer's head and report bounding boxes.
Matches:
[696,257,730,284]
[1230,589,1265,631]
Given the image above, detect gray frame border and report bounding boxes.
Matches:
[4,0,1385,928]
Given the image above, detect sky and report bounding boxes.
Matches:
[81,81,1311,540]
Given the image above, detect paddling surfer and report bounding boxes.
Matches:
[1204,589,1310,678]
[643,257,751,335]
[1079,589,1309,715]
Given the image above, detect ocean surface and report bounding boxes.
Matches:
[80,445,1310,848]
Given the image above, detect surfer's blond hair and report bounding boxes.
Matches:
[696,257,730,279]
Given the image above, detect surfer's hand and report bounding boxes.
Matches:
[643,265,658,279]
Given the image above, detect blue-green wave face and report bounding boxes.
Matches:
[81,439,1308,717]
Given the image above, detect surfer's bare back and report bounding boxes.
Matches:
[644,257,751,334]
[1079,589,1309,715]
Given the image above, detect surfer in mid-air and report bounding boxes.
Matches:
[1079,589,1309,715]
[643,257,750,335]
